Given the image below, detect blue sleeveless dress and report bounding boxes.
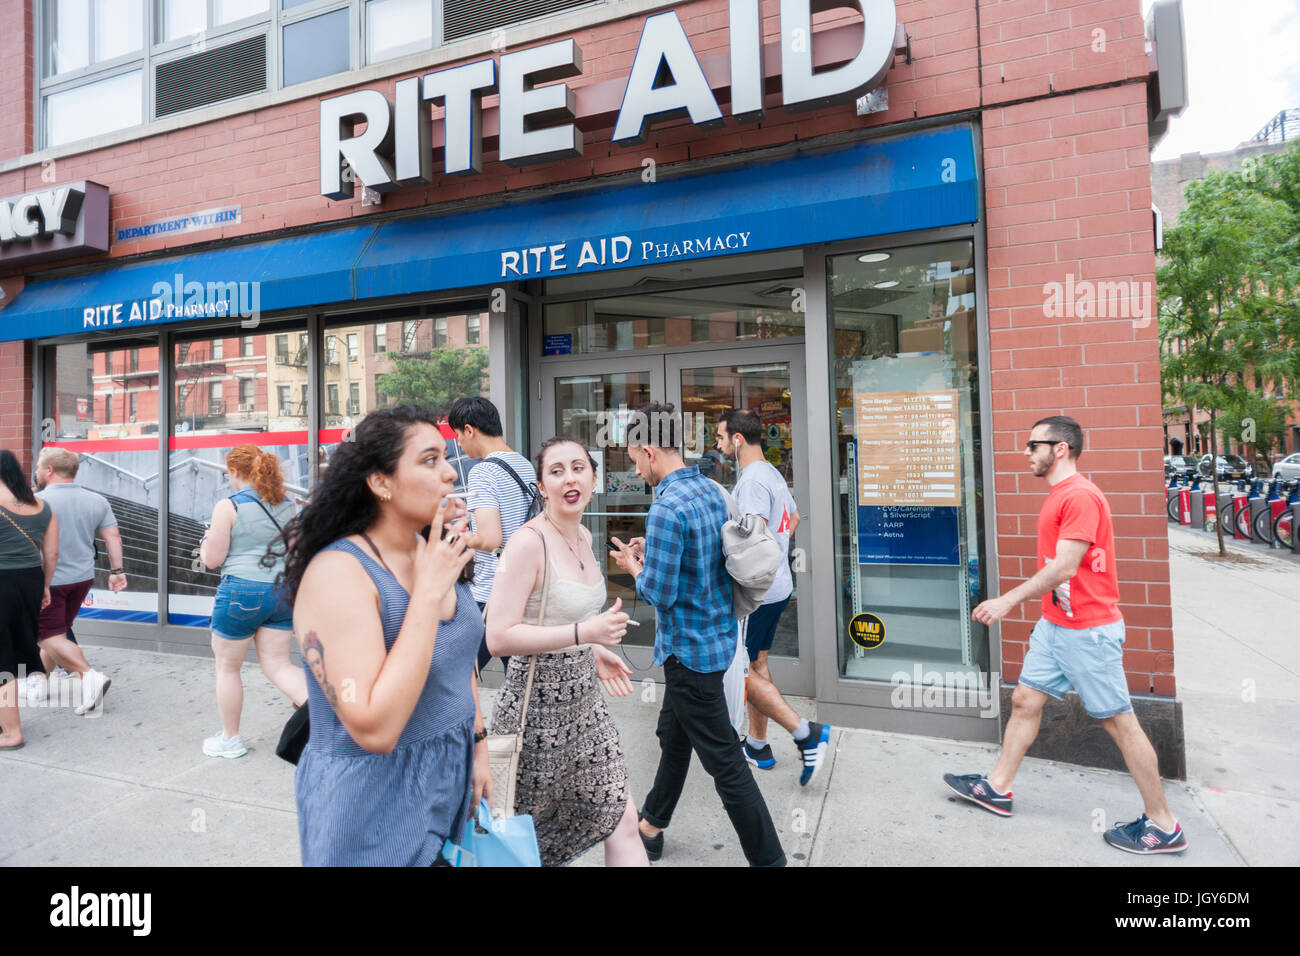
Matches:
[295,538,482,866]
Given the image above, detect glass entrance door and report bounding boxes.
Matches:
[669,346,811,696]
[537,346,810,691]
[539,357,664,672]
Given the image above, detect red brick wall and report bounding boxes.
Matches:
[0,336,33,474]
[983,77,1175,698]
[0,1,33,163]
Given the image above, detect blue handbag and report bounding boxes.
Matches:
[442,799,542,867]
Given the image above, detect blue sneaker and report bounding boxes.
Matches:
[1103,814,1188,855]
[943,773,1013,817]
[796,722,831,786]
[742,737,776,770]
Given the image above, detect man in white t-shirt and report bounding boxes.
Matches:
[717,410,831,787]
[448,397,538,673]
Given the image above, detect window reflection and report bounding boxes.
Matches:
[45,341,161,623]
[828,241,989,691]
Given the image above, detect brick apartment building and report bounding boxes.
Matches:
[0,0,1188,771]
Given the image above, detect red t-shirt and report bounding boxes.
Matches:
[1036,473,1122,628]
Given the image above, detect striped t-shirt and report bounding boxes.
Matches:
[466,451,537,604]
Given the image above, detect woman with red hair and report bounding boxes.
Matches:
[199,445,306,758]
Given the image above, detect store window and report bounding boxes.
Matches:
[43,0,144,76]
[827,240,989,694]
[366,0,433,63]
[168,324,310,627]
[321,303,490,487]
[282,7,350,86]
[44,70,143,147]
[543,279,804,356]
[44,340,162,624]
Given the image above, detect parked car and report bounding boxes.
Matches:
[1164,454,1200,480]
[1197,454,1254,481]
[1273,453,1300,481]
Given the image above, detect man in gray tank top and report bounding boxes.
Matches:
[32,448,123,715]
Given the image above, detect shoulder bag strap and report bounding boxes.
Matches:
[515,525,550,735]
[0,505,43,556]
[483,455,535,502]
[251,498,286,534]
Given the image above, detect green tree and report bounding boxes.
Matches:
[1159,158,1296,554]
[376,347,489,418]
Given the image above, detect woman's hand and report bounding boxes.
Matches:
[593,645,633,697]
[41,587,51,610]
[579,597,629,647]
[413,507,472,606]
[471,735,493,817]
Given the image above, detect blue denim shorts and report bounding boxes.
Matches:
[1018,617,1132,718]
[211,576,293,640]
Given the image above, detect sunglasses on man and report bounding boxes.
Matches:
[1025,439,1065,451]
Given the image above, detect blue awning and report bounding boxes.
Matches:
[0,125,980,343]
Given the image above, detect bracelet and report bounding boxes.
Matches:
[473,729,487,744]
[574,622,580,646]
[109,568,124,575]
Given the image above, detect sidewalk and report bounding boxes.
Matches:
[1,527,1294,866]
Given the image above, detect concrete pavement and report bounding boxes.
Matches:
[2,525,1294,866]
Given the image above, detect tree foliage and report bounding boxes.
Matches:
[376,347,489,418]
[1158,144,1300,552]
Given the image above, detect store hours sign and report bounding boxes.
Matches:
[319,0,899,198]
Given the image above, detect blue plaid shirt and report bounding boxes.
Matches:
[635,466,736,673]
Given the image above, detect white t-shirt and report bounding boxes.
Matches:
[733,459,797,605]
[466,451,537,605]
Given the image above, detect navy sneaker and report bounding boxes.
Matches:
[796,722,831,786]
[1103,814,1188,855]
[743,737,776,770]
[943,773,1013,817]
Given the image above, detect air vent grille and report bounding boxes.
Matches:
[155,35,267,118]
[443,0,597,43]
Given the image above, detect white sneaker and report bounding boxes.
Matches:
[24,674,48,702]
[203,733,247,759]
[75,669,111,715]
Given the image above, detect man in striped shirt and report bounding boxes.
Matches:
[612,402,785,866]
[449,397,538,674]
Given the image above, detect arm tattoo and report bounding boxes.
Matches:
[301,630,339,708]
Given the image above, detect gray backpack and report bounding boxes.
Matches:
[713,480,784,619]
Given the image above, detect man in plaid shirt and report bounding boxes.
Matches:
[612,402,785,867]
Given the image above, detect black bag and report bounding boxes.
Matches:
[478,457,543,527]
[276,705,310,765]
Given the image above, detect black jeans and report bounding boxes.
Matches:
[475,601,509,675]
[641,655,786,867]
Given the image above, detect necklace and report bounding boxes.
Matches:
[544,512,586,571]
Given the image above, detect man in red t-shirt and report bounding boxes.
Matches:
[943,416,1187,855]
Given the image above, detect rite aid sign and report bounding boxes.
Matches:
[0,181,111,267]
[321,0,898,198]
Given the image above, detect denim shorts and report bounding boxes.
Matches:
[1018,617,1132,718]
[211,576,293,640]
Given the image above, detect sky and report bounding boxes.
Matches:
[1145,0,1300,160]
